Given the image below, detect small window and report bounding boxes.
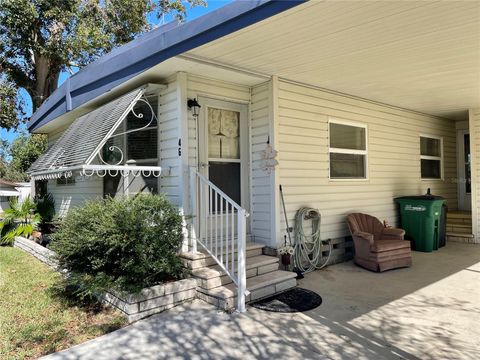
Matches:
[56,176,75,186]
[329,120,367,179]
[420,136,443,179]
[126,95,158,160]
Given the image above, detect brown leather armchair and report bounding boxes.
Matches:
[346,213,412,272]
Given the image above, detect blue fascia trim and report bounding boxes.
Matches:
[29,0,305,131]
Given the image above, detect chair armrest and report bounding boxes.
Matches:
[381,227,405,240]
[353,231,374,244]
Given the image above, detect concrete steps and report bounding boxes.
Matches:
[196,270,297,310]
[181,241,297,311]
[446,223,471,234]
[446,211,474,243]
[181,243,264,269]
[192,255,279,289]
[446,232,475,243]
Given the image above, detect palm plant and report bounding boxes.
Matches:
[0,197,41,246]
[35,193,56,232]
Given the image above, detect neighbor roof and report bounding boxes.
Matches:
[0,179,20,187]
[28,0,304,132]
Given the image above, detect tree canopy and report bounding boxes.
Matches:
[0,134,47,181]
[0,0,206,130]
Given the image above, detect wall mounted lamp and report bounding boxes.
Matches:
[187,98,201,117]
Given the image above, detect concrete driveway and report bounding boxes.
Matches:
[42,242,480,360]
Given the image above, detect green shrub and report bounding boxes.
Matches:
[51,194,185,297]
[0,197,41,246]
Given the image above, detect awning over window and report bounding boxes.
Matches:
[28,86,162,180]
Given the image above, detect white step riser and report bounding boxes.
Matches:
[183,247,263,269]
[446,225,472,234]
[447,234,476,244]
[198,262,280,290]
[197,277,297,311]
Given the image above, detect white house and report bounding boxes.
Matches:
[0,179,21,212]
[27,1,480,311]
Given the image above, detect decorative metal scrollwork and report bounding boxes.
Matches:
[98,145,124,166]
[99,96,157,166]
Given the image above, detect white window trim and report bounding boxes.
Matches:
[328,117,368,181]
[420,134,444,180]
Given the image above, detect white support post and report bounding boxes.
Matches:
[270,76,281,250]
[469,109,480,242]
[177,72,190,251]
[189,167,198,253]
[237,208,247,313]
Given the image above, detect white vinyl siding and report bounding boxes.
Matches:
[276,78,457,245]
[250,80,275,245]
[469,108,480,243]
[158,80,181,206]
[47,176,103,217]
[45,129,103,216]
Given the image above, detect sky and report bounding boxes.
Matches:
[1,0,233,144]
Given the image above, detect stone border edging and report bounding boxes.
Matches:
[13,236,197,323]
[103,278,197,322]
[14,236,59,269]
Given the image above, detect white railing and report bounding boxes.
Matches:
[190,167,249,312]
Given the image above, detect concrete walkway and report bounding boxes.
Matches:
[42,242,480,360]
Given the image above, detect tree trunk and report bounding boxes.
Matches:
[32,54,60,112]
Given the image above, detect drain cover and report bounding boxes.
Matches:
[251,288,322,313]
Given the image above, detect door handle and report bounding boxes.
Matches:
[199,162,210,168]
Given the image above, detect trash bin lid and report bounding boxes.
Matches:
[395,195,445,200]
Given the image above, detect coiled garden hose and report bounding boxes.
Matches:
[293,207,332,273]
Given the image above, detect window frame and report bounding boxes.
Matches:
[420,134,444,180]
[56,175,76,186]
[328,118,368,181]
[102,92,160,198]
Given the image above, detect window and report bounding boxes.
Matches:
[102,94,159,197]
[329,120,367,179]
[420,135,443,179]
[126,96,158,160]
[56,176,75,185]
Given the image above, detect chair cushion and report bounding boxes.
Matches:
[371,239,411,253]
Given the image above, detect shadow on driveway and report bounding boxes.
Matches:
[42,242,480,360]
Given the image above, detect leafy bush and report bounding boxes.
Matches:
[51,194,185,297]
[0,197,41,246]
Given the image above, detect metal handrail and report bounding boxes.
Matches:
[190,167,249,312]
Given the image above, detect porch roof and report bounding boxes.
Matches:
[185,1,480,121]
[29,0,480,133]
[27,0,304,132]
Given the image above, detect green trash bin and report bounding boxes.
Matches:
[395,195,446,252]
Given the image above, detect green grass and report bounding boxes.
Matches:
[0,247,126,360]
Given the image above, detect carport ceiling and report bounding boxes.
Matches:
[187,0,480,120]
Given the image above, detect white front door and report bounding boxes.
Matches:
[457,130,471,211]
[198,97,250,232]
